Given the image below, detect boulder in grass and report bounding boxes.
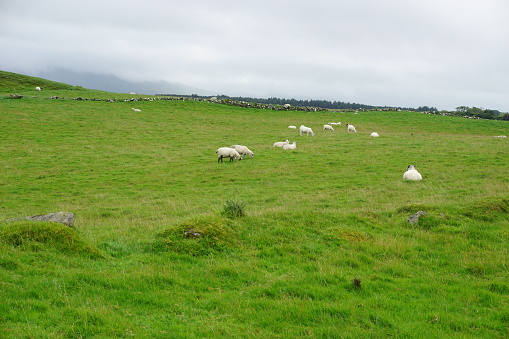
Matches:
[407,210,427,225]
[7,211,75,227]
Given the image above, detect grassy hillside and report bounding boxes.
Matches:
[0,72,508,338]
[0,70,81,92]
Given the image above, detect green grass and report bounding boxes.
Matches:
[0,71,508,338]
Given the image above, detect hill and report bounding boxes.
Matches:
[35,68,216,96]
[0,70,82,92]
[1,72,509,338]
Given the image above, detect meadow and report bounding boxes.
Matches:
[0,71,508,338]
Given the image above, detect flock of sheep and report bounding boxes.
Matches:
[214,119,423,181]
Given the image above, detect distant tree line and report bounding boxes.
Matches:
[453,106,507,120]
[215,95,382,110]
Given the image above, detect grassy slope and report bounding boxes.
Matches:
[0,71,508,338]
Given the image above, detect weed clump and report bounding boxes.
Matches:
[154,216,238,255]
[221,200,247,219]
[0,222,104,258]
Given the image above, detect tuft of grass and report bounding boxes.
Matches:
[0,222,104,258]
[153,216,238,255]
[461,197,509,221]
[221,199,247,219]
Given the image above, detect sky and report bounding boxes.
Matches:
[1,0,508,111]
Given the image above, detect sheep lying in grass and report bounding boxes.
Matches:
[216,147,242,162]
[323,124,334,131]
[300,125,315,136]
[230,145,254,158]
[283,141,296,149]
[132,108,141,112]
[328,122,341,125]
[403,165,422,180]
[288,125,297,129]
[347,124,357,132]
[370,132,379,137]
[273,140,289,147]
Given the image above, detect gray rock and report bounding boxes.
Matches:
[407,210,427,225]
[7,211,75,227]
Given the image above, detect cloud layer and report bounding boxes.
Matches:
[1,0,508,111]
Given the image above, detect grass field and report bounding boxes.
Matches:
[1,70,508,338]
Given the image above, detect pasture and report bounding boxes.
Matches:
[1,72,508,338]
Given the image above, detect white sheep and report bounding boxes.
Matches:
[132,108,141,112]
[216,147,242,162]
[370,132,379,137]
[283,104,291,108]
[273,140,289,147]
[328,122,341,125]
[283,141,296,149]
[323,124,334,131]
[299,125,315,136]
[347,124,357,132]
[35,87,41,91]
[403,165,422,181]
[288,125,297,129]
[230,145,254,158]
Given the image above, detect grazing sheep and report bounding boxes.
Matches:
[216,147,242,162]
[288,125,297,129]
[403,165,422,181]
[283,141,296,149]
[347,124,357,132]
[230,145,254,158]
[323,124,334,131]
[299,125,315,136]
[273,140,290,147]
[35,87,41,91]
[283,104,291,108]
[370,132,379,137]
[132,108,141,112]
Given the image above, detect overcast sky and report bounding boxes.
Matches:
[1,0,508,111]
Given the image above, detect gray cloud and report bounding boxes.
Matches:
[1,0,508,111]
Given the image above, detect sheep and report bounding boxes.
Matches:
[299,125,315,136]
[288,125,297,129]
[132,108,141,112]
[346,124,357,132]
[328,122,341,125]
[403,165,422,181]
[283,141,296,149]
[273,140,289,147]
[370,132,379,137]
[35,87,41,91]
[230,145,254,158]
[283,104,291,108]
[323,124,334,131]
[216,147,242,162]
